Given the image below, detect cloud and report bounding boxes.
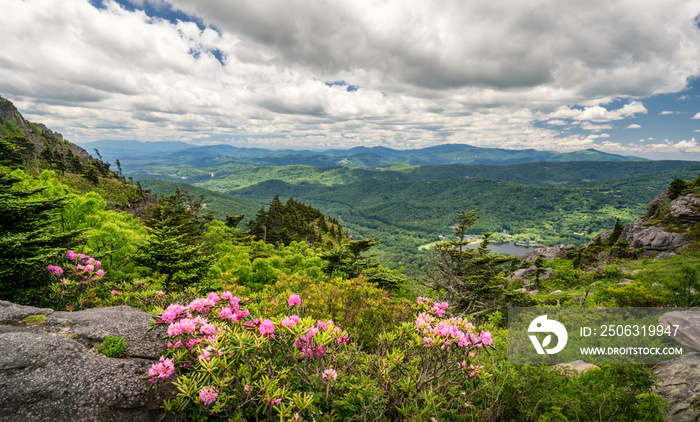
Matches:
[548,101,647,122]
[659,110,679,115]
[693,113,700,119]
[626,124,642,128]
[0,0,699,156]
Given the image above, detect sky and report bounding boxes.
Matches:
[1,0,700,159]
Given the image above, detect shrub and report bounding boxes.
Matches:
[97,335,128,358]
[147,291,493,421]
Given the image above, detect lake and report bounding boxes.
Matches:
[462,241,541,256]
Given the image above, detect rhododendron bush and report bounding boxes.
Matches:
[148,291,493,420]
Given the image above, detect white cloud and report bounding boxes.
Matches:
[659,110,678,115]
[626,124,642,128]
[0,0,699,155]
[692,113,700,119]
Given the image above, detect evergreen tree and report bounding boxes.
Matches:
[668,177,688,200]
[0,173,79,303]
[429,210,528,316]
[606,218,624,246]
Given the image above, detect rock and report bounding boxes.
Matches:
[522,247,566,262]
[655,252,678,260]
[47,306,166,359]
[669,194,700,224]
[653,352,700,422]
[659,311,700,352]
[646,191,669,213]
[554,360,599,374]
[510,265,537,281]
[549,290,563,295]
[528,290,539,295]
[0,300,54,324]
[617,279,633,285]
[0,301,179,422]
[620,224,688,251]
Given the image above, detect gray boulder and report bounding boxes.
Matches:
[655,252,678,260]
[0,301,179,422]
[669,194,700,224]
[620,224,688,251]
[654,352,700,422]
[659,311,700,352]
[522,247,566,262]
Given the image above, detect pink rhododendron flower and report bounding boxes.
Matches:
[207,292,220,304]
[221,291,233,301]
[95,269,105,276]
[244,385,251,392]
[479,331,493,346]
[267,397,281,406]
[148,356,175,382]
[259,319,275,337]
[85,264,95,272]
[200,323,216,336]
[199,386,218,405]
[66,250,77,260]
[46,265,63,276]
[322,368,337,381]
[219,306,233,320]
[416,296,432,305]
[95,260,101,267]
[188,298,215,313]
[160,304,185,323]
[281,315,300,329]
[86,257,95,264]
[155,290,164,297]
[111,290,121,295]
[287,294,301,307]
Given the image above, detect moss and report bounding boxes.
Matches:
[22,314,47,324]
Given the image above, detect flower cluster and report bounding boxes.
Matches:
[292,319,349,359]
[148,356,175,382]
[199,386,218,405]
[414,297,492,352]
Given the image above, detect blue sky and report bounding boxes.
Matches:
[1,0,699,159]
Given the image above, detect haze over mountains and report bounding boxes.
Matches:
[78,140,646,169]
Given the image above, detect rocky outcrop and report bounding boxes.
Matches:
[653,310,700,422]
[659,311,700,352]
[654,352,700,422]
[669,194,700,224]
[510,265,552,285]
[522,244,575,262]
[0,301,180,422]
[620,224,688,251]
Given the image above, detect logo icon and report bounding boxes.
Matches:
[528,315,568,354]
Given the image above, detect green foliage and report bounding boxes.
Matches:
[0,171,80,303]
[97,335,128,358]
[429,211,531,315]
[22,314,47,324]
[665,264,700,307]
[247,195,348,246]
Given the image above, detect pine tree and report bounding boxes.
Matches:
[0,173,79,303]
[430,210,527,316]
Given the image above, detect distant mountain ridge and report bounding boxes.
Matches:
[78,140,647,168]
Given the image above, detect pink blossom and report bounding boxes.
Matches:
[155,290,164,297]
[220,306,233,320]
[160,304,185,323]
[281,315,300,329]
[287,294,302,307]
[86,257,95,264]
[207,292,220,304]
[95,269,105,277]
[478,331,493,346]
[111,290,121,295]
[200,323,216,336]
[244,385,251,392]
[94,260,102,267]
[167,340,182,348]
[229,296,241,311]
[186,338,202,349]
[221,291,233,301]
[148,356,175,382]
[259,319,275,337]
[199,386,218,405]
[416,296,432,305]
[188,298,215,313]
[322,368,337,381]
[268,397,281,406]
[46,265,63,276]
[85,264,95,272]
[66,250,77,260]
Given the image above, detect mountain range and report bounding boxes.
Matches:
[77,140,647,168]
